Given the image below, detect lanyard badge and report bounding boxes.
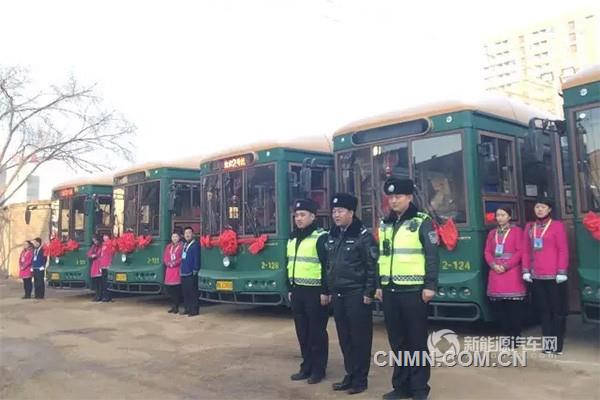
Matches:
[494,228,511,257]
[532,220,552,251]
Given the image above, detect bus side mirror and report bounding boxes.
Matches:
[84,198,93,216]
[288,171,299,205]
[168,189,177,213]
[25,208,32,225]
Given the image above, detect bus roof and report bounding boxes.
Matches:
[333,95,554,137]
[562,65,600,90]
[200,136,332,164]
[113,156,205,178]
[52,175,113,192]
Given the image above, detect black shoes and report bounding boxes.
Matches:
[307,375,324,384]
[383,389,412,400]
[332,376,352,391]
[290,372,309,381]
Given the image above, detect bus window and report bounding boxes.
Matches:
[112,188,125,237]
[412,133,466,223]
[72,196,86,242]
[246,165,276,234]
[139,181,160,236]
[223,170,243,232]
[374,142,409,219]
[59,198,71,241]
[172,182,201,219]
[480,135,516,194]
[123,185,139,234]
[337,148,373,228]
[96,195,112,235]
[575,106,600,212]
[559,135,574,214]
[483,201,519,225]
[202,175,221,236]
[50,199,60,240]
[520,137,556,220]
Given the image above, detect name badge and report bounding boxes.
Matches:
[533,238,544,251]
[33,256,38,262]
[182,252,187,260]
[171,254,177,261]
[494,244,504,257]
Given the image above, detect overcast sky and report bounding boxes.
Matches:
[1,0,597,198]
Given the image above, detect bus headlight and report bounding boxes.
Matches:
[583,286,593,297]
[247,281,253,288]
[438,287,446,297]
[448,287,457,297]
[462,288,471,297]
[121,254,127,263]
[54,257,60,264]
[223,256,231,268]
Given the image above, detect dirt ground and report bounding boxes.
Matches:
[1,278,599,400]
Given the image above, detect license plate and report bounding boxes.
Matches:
[115,273,127,282]
[50,272,60,280]
[216,280,233,291]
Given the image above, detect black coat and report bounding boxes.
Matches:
[325,217,379,297]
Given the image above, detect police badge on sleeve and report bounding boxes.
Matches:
[428,230,439,245]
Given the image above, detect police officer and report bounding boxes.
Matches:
[375,177,439,400]
[287,199,329,384]
[326,193,378,395]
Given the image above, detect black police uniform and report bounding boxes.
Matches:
[288,219,329,382]
[380,178,439,400]
[326,193,378,394]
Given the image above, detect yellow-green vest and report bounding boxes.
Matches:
[378,213,428,285]
[287,229,326,286]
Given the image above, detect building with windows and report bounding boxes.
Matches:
[482,9,600,116]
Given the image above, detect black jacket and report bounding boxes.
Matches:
[380,203,439,291]
[287,222,329,294]
[325,217,379,298]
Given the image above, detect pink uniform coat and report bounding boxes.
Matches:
[484,225,526,298]
[163,243,183,285]
[87,244,102,278]
[19,249,33,279]
[523,219,569,279]
[98,243,114,270]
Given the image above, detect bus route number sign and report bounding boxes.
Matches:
[261,261,280,270]
[440,260,471,271]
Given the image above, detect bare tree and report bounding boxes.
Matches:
[0,66,136,207]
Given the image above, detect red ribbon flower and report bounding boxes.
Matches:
[116,232,138,254]
[219,229,239,256]
[137,235,153,249]
[435,218,459,251]
[43,238,65,258]
[583,211,600,241]
[63,239,80,252]
[247,234,268,255]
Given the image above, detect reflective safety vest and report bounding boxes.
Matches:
[378,213,428,286]
[287,229,326,286]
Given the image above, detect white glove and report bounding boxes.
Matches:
[39,267,45,271]
[522,272,533,283]
[556,274,568,284]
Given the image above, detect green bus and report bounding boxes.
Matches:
[332,96,566,322]
[562,65,600,323]
[198,138,333,305]
[45,177,113,289]
[107,159,203,294]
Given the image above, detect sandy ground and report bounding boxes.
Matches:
[1,278,599,400]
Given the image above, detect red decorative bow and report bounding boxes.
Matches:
[435,218,459,251]
[43,238,66,258]
[583,211,600,241]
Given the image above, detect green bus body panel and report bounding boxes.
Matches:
[563,78,600,320]
[199,148,333,305]
[47,184,113,290]
[334,110,532,321]
[107,167,200,294]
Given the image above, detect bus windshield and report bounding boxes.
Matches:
[337,132,466,228]
[201,164,276,236]
[55,195,86,241]
[575,106,600,212]
[117,181,161,236]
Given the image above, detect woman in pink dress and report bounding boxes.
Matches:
[19,241,34,299]
[99,233,115,302]
[484,207,525,343]
[522,197,569,354]
[87,235,103,301]
[163,230,184,313]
